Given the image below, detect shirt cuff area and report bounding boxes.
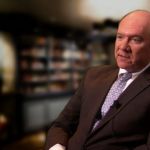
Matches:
[49,143,66,150]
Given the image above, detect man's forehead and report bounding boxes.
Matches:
[118,21,145,34]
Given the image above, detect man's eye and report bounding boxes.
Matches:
[116,35,123,40]
[132,37,142,43]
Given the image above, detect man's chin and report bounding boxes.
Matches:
[117,63,131,70]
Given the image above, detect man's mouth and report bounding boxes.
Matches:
[118,54,130,59]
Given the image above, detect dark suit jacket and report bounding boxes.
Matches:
[45,65,150,150]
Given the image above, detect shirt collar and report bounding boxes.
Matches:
[119,62,150,79]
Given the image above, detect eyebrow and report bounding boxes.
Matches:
[117,32,143,38]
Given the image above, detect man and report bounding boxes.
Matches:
[45,10,150,150]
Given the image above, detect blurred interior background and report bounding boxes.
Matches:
[0,0,150,150]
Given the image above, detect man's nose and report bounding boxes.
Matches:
[120,39,130,51]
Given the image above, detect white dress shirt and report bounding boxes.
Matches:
[119,62,150,91]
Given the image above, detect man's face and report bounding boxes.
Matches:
[115,12,150,72]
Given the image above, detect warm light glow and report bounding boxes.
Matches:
[79,0,149,21]
[0,33,16,93]
[0,114,7,124]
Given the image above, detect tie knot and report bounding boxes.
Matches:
[119,72,132,82]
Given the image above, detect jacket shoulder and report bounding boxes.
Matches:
[86,65,118,78]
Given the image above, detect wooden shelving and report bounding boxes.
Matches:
[17,35,90,98]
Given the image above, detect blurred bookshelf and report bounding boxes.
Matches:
[0,13,118,146]
[16,35,91,99]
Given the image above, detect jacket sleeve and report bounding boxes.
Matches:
[44,77,85,150]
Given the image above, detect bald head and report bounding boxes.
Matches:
[119,10,150,35]
[121,10,150,20]
[115,10,150,72]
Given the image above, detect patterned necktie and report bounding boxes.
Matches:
[92,72,132,131]
[101,72,132,117]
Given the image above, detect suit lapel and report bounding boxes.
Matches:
[85,68,118,133]
[91,67,150,134]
